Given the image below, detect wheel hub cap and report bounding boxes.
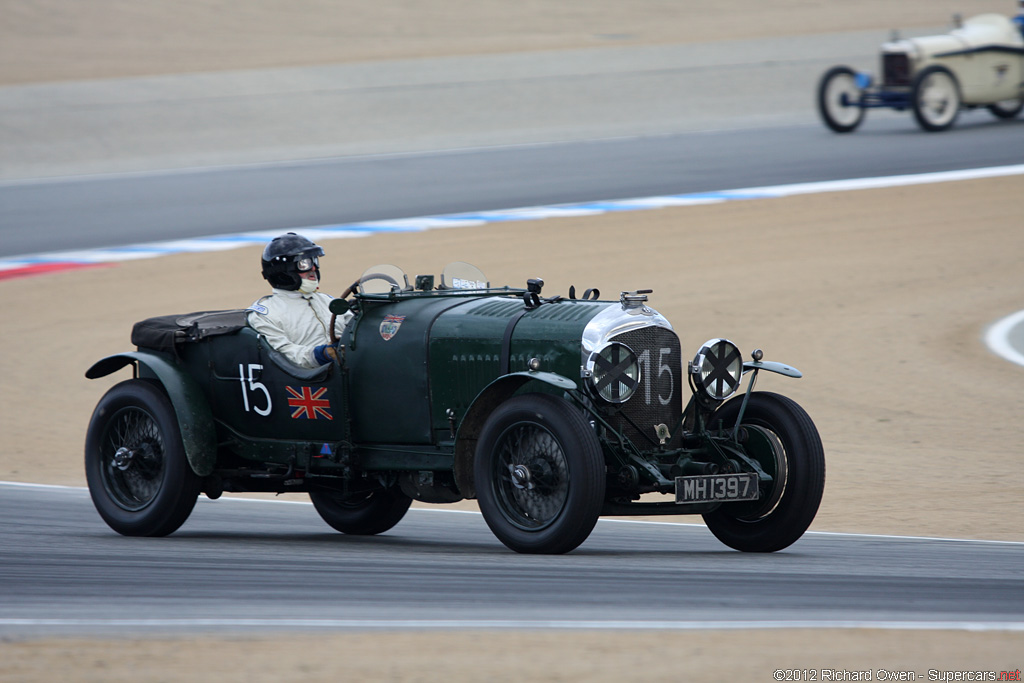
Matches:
[112,446,135,471]
[510,464,533,490]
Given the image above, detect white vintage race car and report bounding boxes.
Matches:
[818,12,1024,132]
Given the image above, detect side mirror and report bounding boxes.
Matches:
[329,298,351,315]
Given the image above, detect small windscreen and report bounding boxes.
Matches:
[442,262,489,290]
[357,265,408,295]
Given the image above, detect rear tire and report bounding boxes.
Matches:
[702,392,824,552]
[911,65,960,132]
[988,98,1024,120]
[309,488,412,535]
[85,380,200,536]
[817,66,866,133]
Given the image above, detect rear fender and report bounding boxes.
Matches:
[86,352,217,477]
[452,371,577,498]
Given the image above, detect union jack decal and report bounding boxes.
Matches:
[286,386,333,420]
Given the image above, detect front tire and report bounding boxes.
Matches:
[911,65,961,132]
[988,98,1024,120]
[85,380,201,536]
[702,392,825,552]
[475,393,605,554]
[817,66,866,133]
[309,488,412,535]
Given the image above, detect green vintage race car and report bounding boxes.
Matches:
[85,262,824,554]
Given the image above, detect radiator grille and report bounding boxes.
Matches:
[883,53,911,86]
[603,326,682,448]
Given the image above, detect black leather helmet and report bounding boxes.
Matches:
[261,233,325,290]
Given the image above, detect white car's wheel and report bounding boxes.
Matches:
[817,66,866,133]
[911,66,961,132]
[988,98,1024,120]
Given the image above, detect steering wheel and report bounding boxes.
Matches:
[357,272,401,291]
[328,273,402,344]
[330,277,361,344]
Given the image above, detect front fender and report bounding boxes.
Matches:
[86,352,217,477]
[743,360,802,378]
[452,370,578,499]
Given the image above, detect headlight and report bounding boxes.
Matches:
[690,338,742,401]
[586,342,640,403]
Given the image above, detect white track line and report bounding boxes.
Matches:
[0,618,1019,634]
[0,618,1021,632]
[985,309,1024,368]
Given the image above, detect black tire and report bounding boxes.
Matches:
[702,392,825,552]
[817,66,866,133]
[84,379,201,536]
[309,488,412,535]
[474,393,605,554]
[988,98,1024,120]
[911,65,961,132]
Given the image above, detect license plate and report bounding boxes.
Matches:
[675,473,759,504]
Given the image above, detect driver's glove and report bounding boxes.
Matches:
[313,345,338,365]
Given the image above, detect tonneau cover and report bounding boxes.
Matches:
[131,310,249,352]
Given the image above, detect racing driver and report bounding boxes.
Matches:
[247,233,352,369]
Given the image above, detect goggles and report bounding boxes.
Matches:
[294,255,319,272]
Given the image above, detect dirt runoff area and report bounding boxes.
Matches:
[2,0,1023,680]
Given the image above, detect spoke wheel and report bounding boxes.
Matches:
[988,98,1024,120]
[309,488,412,535]
[702,392,824,552]
[911,66,961,132]
[104,410,164,510]
[85,380,200,536]
[494,425,571,531]
[475,393,605,554]
[817,66,866,133]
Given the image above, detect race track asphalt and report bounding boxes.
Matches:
[2,483,1022,637]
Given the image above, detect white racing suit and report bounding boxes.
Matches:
[246,289,353,369]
